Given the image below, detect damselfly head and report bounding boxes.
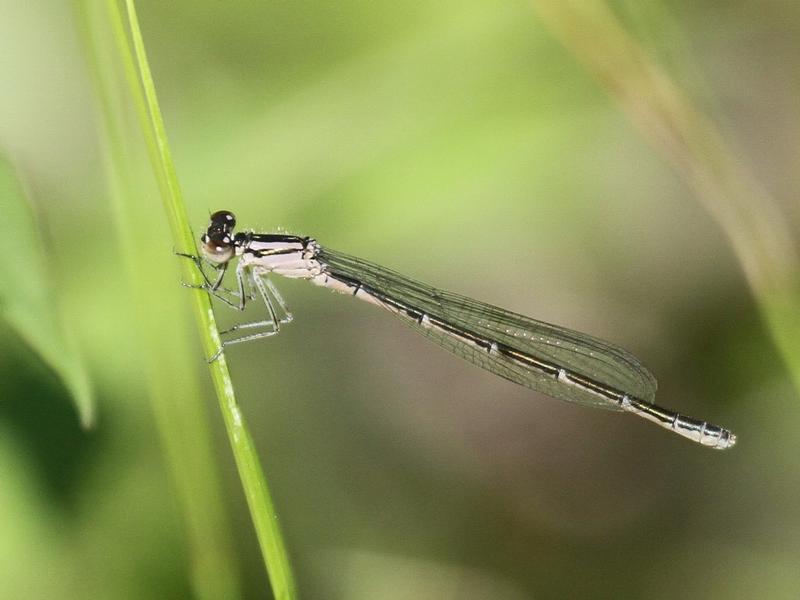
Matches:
[201,231,235,264]
[208,210,237,234]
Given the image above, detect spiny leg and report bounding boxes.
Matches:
[208,324,281,362]
[176,251,215,288]
[216,267,293,334]
[207,273,268,361]
[197,263,295,360]
[191,258,249,311]
[177,251,253,299]
[208,260,247,310]
[264,278,293,324]
[177,252,274,360]
[209,275,289,362]
[218,272,284,336]
[176,251,248,309]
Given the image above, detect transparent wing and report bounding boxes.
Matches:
[318,247,657,411]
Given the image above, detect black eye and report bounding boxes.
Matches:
[209,210,236,231]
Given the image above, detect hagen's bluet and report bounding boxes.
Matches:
[183,210,737,450]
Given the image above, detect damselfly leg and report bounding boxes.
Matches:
[217,265,293,340]
[177,251,256,308]
[180,249,295,360]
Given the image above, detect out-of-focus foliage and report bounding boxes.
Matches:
[0,157,93,426]
[1,1,798,598]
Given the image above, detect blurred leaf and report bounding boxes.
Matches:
[532,0,800,407]
[532,0,797,295]
[0,426,71,599]
[0,157,94,427]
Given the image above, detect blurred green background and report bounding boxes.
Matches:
[2,1,799,598]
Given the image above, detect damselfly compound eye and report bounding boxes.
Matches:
[209,210,236,232]
[201,232,235,264]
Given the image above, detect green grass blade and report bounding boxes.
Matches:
[532,0,800,404]
[0,156,94,428]
[77,1,244,597]
[113,1,298,597]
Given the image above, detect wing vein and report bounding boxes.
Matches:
[318,247,657,411]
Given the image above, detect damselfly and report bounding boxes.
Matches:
[184,210,737,450]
